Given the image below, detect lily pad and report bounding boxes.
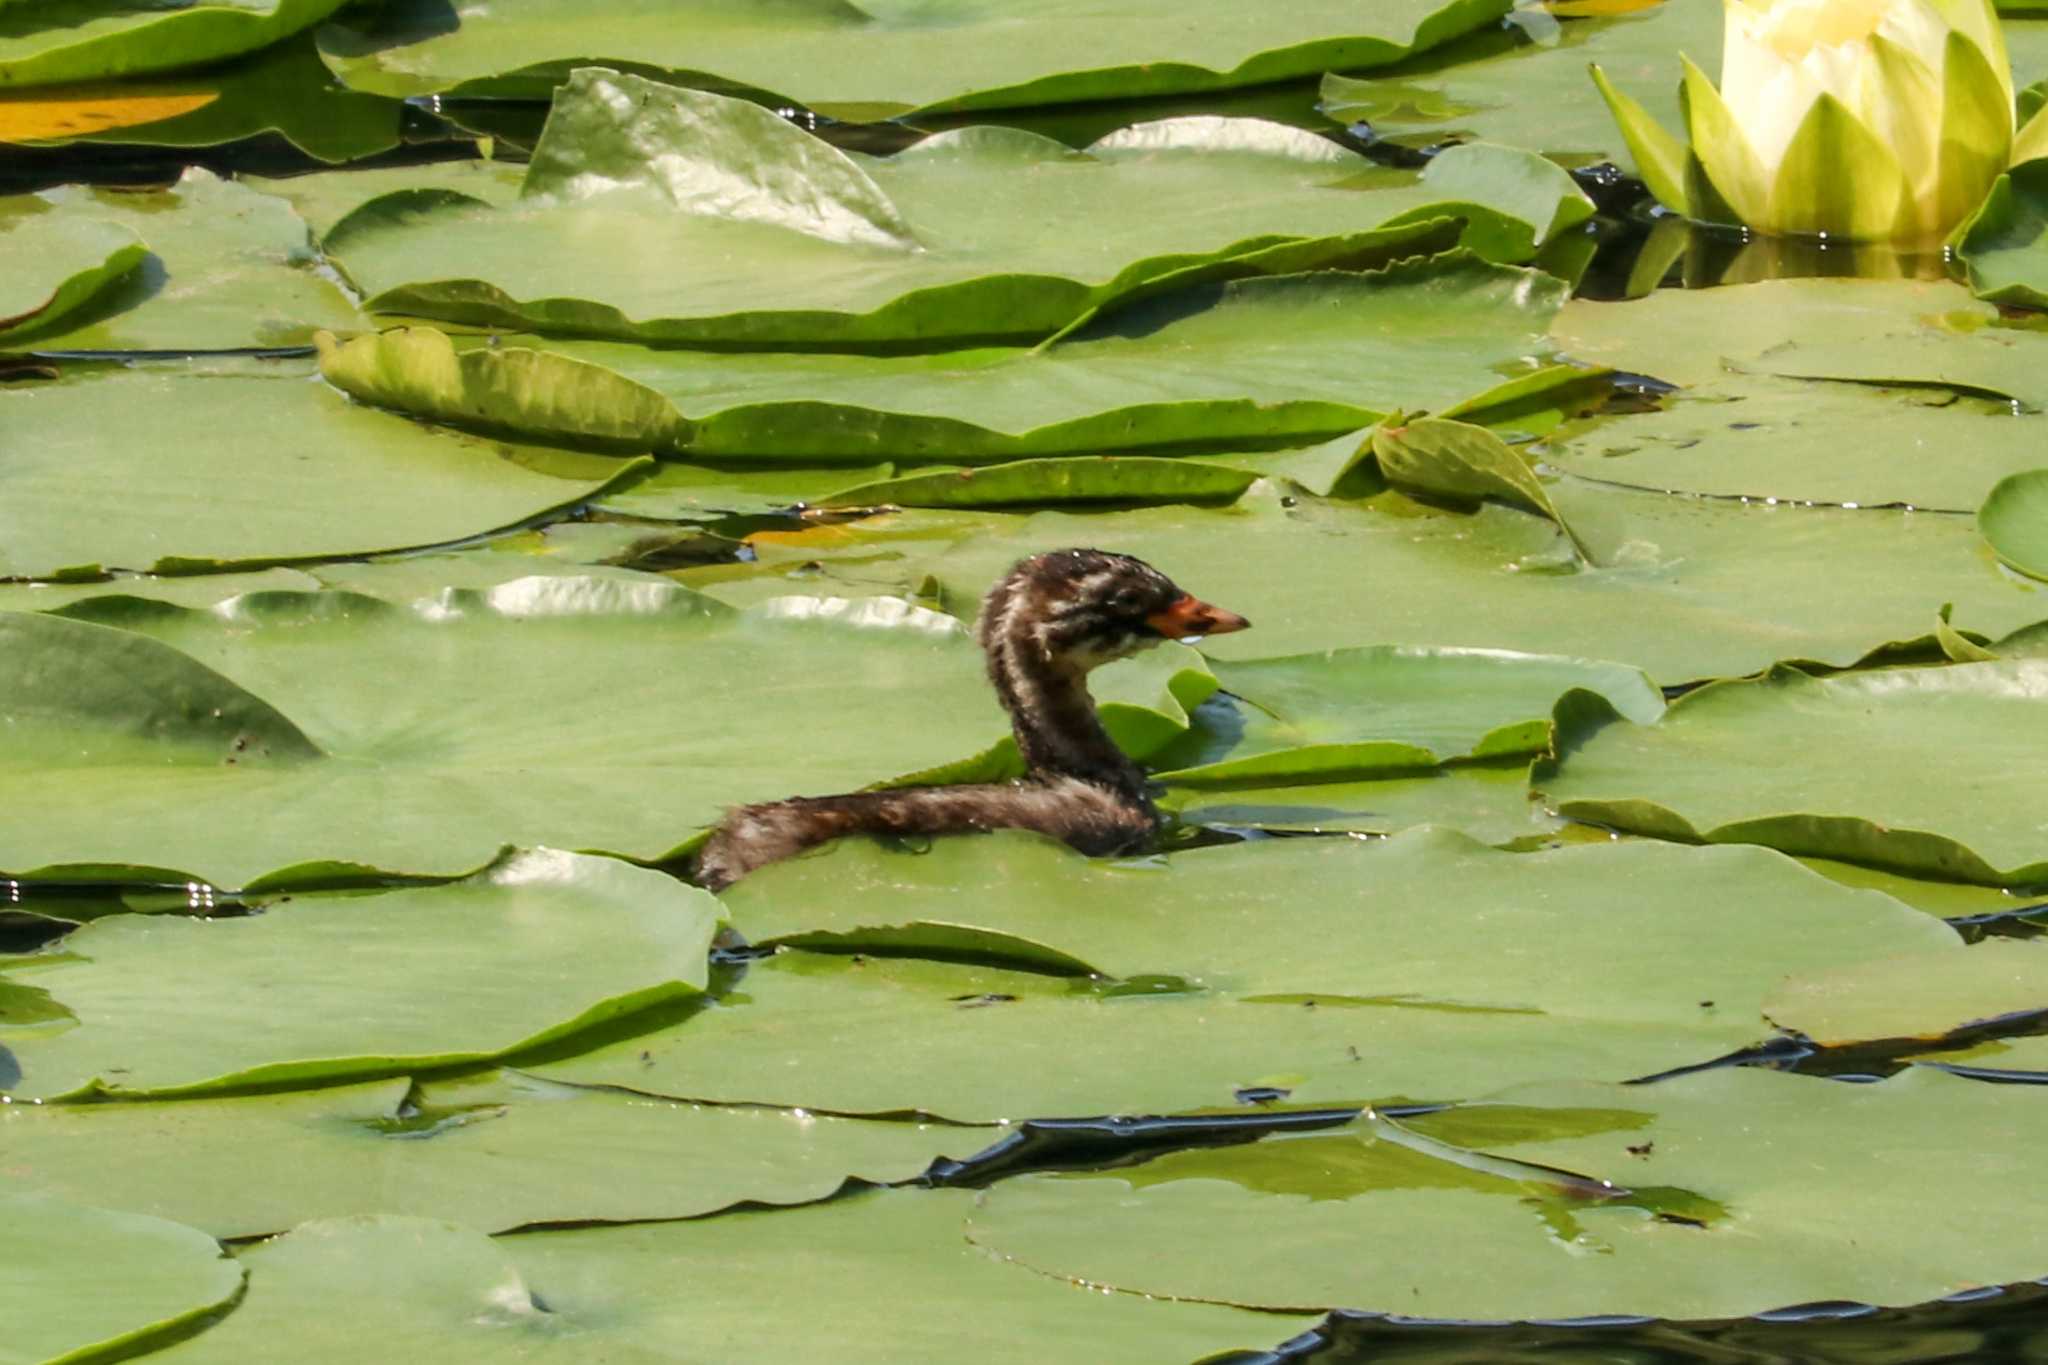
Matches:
[1,1193,242,1365]
[540,830,1951,1117]
[1319,0,1709,170]
[316,257,1570,462]
[1162,760,1566,845]
[1,169,359,352]
[0,0,350,87]
[1,1070,971,1237]
[0,579,1212,886]
[324,73,1583,348]
[1151,646,1662,784]
[155,1195,1301,1362]
[1953,160,2048,309]
[1917,1032,2048,1076]
[967,1066,2048,1319]
[1536,661,2048,885]
[1980,467,2048,580]
[0,849,719,1099]
[1550,278,1996,389]
[316,0,1507,116]
[0,212,145,346]
[1765,938,2048,1046]
[818,456,1256,509]
[1550,375,2046,512]
[918,478,2048,685]
[33,34,404,163]
[0,358,646,579]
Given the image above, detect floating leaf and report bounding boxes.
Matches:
[0,849,719,1099]
[315,0,1511,115]
[541,830,1949,1117]
[159,1196,1299,1362]
[320,73,1578,347]
[817,456,1256,509]
[1551,374,2045,512]
[1766,937,2048,1045]
[0,359,646,579]
[1537,661,2048,885]
[1371,415,1590,556]
[0,580,1204,886]
[0,213,145,346]
[1,1192,241,1364]
[1152,646,1662,784]
[317,258,1569,463]
[0,0,350,87]
[1,1070,968,1237]
[1980,467,2048,580]
[1,169,358,352]
[967,1067,2048,1319]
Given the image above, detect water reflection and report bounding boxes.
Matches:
[1582,214,1956,302]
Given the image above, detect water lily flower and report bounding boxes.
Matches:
[1592,0,2048,241]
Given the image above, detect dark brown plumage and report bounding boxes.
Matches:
[694,548,1250,891]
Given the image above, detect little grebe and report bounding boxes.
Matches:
[695,548,1250,891]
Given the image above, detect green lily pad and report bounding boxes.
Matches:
[317,257,1568,463]
[0,212,145,346]
[1372,417,1586,557]
[1319,0,1708,171]
[1551,278,1997,389]
[1536,661,2048,885]
[596,461,893,520]
[540,830,1950,1117]
[1953,160,2048,309]
[1917,1032,2048,1075]
[1,1193,242,1364]
[250,158,527,238]
[968,1066,2048,1319]
[155,1195,1301,1362]
[0,580,1211,886]
[324,72,1583,348]
[1151,646,1662,784]
[917,477,2048,685]
[0,358,646,579]
[1551,375,2045,512]
[1,1069,972,1238]
[1766,937,2048,1046]
[1162,760,1566,845]
[0,0,349,87]
[1793,854,2034,919]
[818,455,1256,509]
[0,850,720,1099]
[315,0,1506,115]
[1980,467,2048,580]
[1,169,358,352]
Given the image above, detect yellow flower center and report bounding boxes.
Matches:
[1751,0,1891,61]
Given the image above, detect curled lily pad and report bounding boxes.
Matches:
[817,456,1256,509]
[1536,661,2048,885]
[316,257,1568,462]
[0,213,145,346]
[0,0,350,86]
[1152,645,1662,784]
[1980,467,2048,580]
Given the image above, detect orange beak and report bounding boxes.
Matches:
[1146,593,1252,640]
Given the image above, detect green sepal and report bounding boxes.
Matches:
[1678,55,1769,229]
[1763,93,1907,239]
[1589,62,1689,215]
[1935,27,2016,237]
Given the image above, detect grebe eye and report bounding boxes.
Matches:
[1110,588,1145,612]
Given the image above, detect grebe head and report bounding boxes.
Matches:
[977,548,1251,674]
